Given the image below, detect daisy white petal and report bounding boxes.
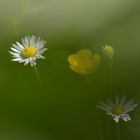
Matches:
[11,47,21,53]
[16,42,24,49]
[120,95,126,106]
[12,44,23,51]
[12,58,23,62]
[9,51,20,57]
[38,48,48,54]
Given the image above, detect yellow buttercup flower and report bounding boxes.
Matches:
[68,49,100,75]
[102,45,114,61]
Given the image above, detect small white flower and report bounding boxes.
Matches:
[9,35,47,66]
[98,96,137,123]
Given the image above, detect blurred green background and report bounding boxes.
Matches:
[0,0,140,139]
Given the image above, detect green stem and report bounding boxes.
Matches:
[98,124,104,140]
[11,16,19,36]
[116,124,121,140]
[33,65,42,90]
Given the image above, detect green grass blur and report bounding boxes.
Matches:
[0,0,140,139]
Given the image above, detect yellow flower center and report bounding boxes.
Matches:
[112,105,124,115]
[22,46,37,58]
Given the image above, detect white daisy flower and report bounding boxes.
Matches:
[98,96,137,123]
[9,35,47,66]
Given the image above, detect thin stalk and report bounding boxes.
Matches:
[98,124,104,140]
[11,16,19,36]
[116,124,121,140]
[110,62,113,97]
[33,65,42,90]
